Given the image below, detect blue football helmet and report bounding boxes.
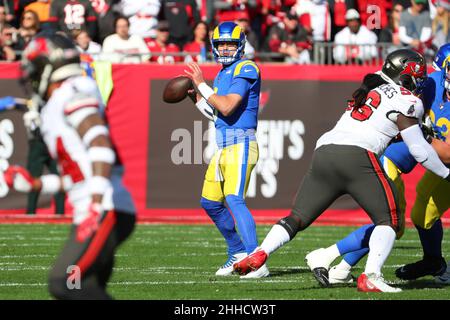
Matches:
[432,43,450,71]
[211,22,246,65]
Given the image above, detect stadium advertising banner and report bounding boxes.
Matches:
[107,64,391,223]
[0,64,426,222]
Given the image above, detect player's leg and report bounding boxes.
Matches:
[201,150,246,275]
[26,137,46,214]
[222,140,268,278]
[97,165,136,288]
[223,140,259,254]
[396,171,449,280]
[234,145,344,283]
[347,151,401,292]
[97,211,135,289]
[322,155,406,284]
[48,211,122,299]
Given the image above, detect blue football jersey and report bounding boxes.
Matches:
[212,59,261,148]
[425,70,450,141]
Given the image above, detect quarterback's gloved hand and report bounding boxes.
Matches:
[4,166,35,192]
[76,203,102,242]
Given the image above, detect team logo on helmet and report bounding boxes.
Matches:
[400,61,426,78]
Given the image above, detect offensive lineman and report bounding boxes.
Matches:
[4,33,136,299]
[234,49,450,292]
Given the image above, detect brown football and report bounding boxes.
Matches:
[162,76,194,103]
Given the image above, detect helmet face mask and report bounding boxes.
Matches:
[211,22,246,65]
[445,63,450,95]
[382,49,427,92]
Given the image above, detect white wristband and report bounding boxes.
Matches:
[40,174,62,194]
[83,125,109,146]
[88,147,116,164]
[197,82,215,100]
[88,176,112,195]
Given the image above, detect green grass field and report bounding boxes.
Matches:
[0,223,449,300]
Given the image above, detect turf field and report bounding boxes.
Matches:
[0,223,449,300]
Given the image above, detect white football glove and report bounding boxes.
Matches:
[4,166,34,192]
[23,109,41,132]
[195,98,215,121]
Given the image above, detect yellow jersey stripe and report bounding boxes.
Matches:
[233,60,260,77]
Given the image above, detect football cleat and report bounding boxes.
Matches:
[395,256,447,280]
[215,252,247,276]
[434,261,450,285]
[305,248,335,287]
[240,263,270,279]
[233,248,268,275]
[311,267,330,287]
[328,266,354,284]
[305,248,334,270]
[357,273,402,293]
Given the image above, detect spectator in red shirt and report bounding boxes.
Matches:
[183,21,210,63]
[263,11,311,63]
[146,20,181,64]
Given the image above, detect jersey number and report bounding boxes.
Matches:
[64,4,86,26]
[351,90,382,121]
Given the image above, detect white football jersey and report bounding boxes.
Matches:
[40,76,115,224]
[316,81,424,155]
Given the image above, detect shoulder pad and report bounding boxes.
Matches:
[233,60,260,80]
[64,92,100,115]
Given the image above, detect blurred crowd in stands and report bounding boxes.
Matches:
[0,0,448,64]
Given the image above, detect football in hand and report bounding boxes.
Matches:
[162,76,194,103]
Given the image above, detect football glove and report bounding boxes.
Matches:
[4,166,35,192]
[23,109,41,138]
[76,203,102,242]
[421,118,436,143]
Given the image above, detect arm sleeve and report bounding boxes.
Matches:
[401,124,450,178]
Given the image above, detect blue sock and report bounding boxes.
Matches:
[200,197,246,255]
[416,219,443,258]
[336,224,375,255]
[225,195,258,254]
[343,248,370,266]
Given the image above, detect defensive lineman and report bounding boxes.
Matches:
[5,33,136,299]
[234,49,450,292]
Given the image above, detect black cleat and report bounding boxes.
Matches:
[395,256,447,280]
[311,267,330,287]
